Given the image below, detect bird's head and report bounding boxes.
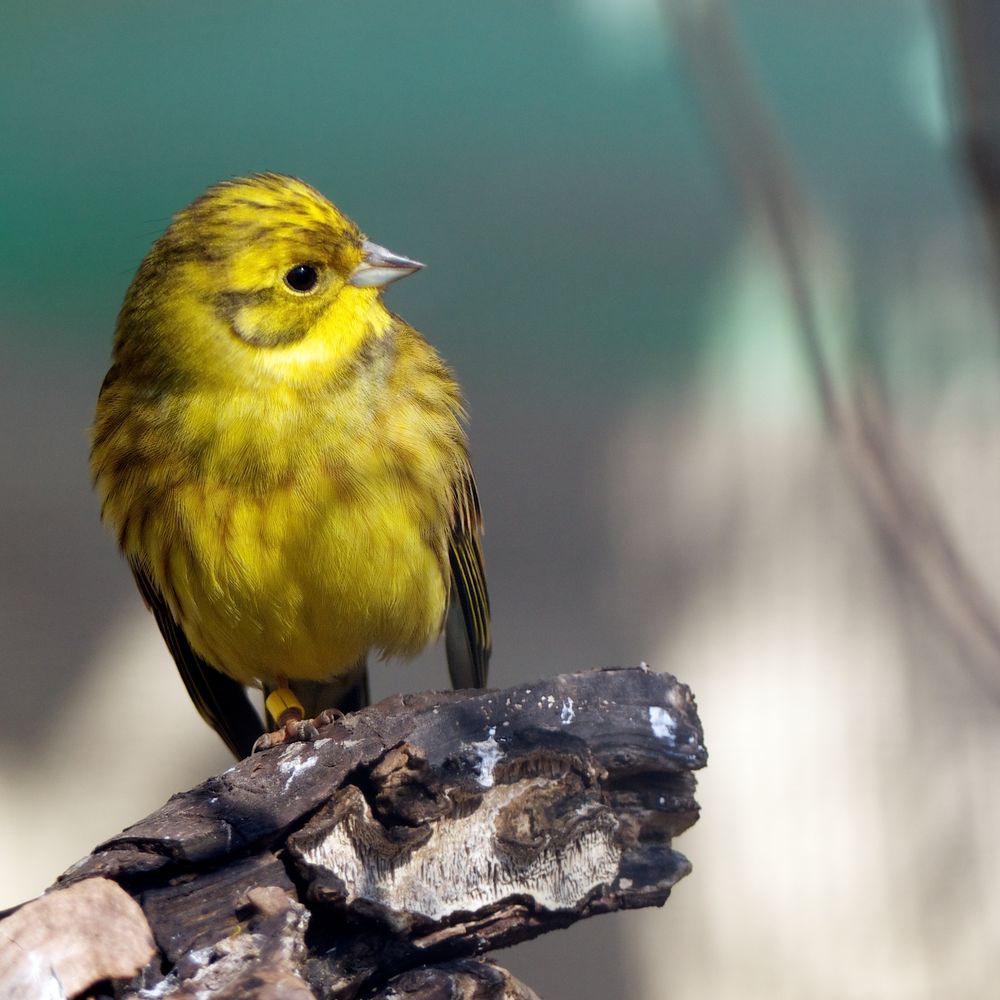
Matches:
[115,173,422,381]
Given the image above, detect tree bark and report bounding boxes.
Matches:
[0,666,705,1000]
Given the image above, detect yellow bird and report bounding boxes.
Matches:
[91,173,490,758]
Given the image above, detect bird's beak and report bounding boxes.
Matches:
[348,240,425,288]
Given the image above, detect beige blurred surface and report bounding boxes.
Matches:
[611,235,1000,998]
[0,606,231,905]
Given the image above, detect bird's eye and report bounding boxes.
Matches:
[284,264,319,293]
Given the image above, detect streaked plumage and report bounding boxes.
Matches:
[91,173,490,757]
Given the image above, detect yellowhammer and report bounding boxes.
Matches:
[91,173,490,758]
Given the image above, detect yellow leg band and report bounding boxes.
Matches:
[266,687,305,724]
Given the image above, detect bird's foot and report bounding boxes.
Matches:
[252,688,346,752]
[313,706,345,728]
[252,717,319,753]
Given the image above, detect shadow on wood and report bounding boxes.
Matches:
[0,666,706,999]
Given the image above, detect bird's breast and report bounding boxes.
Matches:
[130,381,458,686]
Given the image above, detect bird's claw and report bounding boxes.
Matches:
[313,706,345,728]
[251,707,344,753]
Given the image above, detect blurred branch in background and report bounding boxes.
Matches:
[944,1,1000,266]
[665,0,1000,700]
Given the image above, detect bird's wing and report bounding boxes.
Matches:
[129,559,264,759]
[445,467,491,689]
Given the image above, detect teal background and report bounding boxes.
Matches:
[1,1,959,381]
[3,1,722,380]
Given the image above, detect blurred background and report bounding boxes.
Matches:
[3,1,1000,996]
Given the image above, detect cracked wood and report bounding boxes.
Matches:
[4,666,705,1000]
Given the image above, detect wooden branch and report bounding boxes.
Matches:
[0,667,705,1000]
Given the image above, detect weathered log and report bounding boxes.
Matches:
[0,666,706,1000]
